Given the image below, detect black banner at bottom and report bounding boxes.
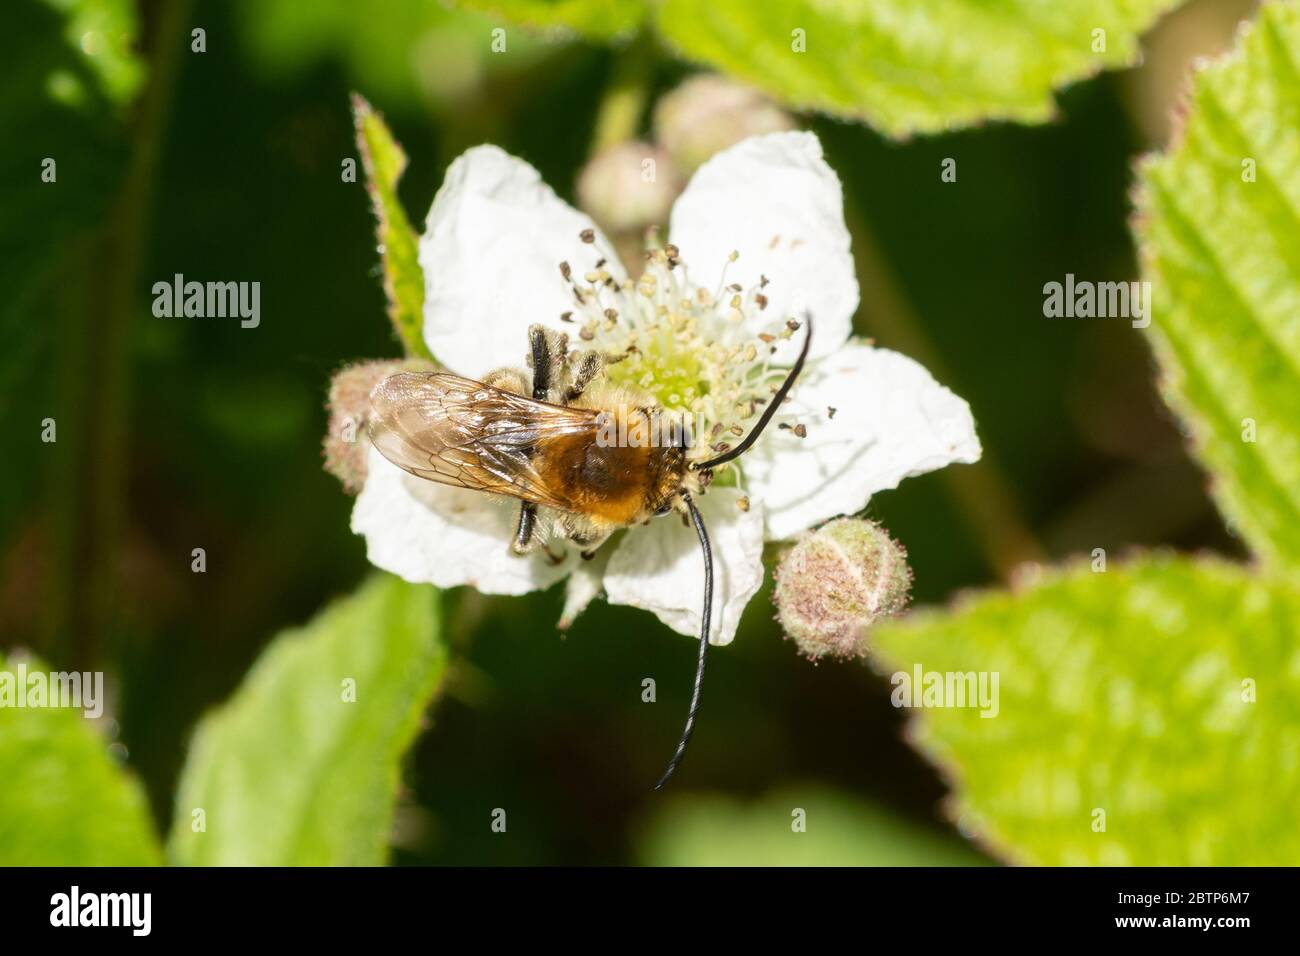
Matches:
[0,865,1280,941]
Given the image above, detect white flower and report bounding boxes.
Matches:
[352,131,981,645]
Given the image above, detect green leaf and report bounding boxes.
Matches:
[167,575,445,866]
[1136,0,1300,576]
[45,0,146,104]
[352,94,432,361]
[656,0,1181,137]
[868,555,1300,865]
[0,654,162,865]
[639,788,989,866]
[447,0,645,39]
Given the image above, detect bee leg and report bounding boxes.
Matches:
[511,502,538,555]
[527,324,568,403]
[483,368,529,396]
[580,533,611,559]
[564,350,604,403]
[512,502,567,564]
[565,527,610,561]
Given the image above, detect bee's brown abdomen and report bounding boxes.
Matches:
[541,435,681,527]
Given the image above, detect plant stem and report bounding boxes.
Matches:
[590,33,655,155]
[54,0,189,668]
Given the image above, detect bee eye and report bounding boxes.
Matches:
[654,502,674,517]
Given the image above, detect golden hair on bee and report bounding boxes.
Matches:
[367,318,812,788]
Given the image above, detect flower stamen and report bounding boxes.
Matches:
[556,241,796,470]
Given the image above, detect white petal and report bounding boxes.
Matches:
[419,145,624,377]
[352,446,576,593]
[745,342,981,541]
[558,548,610,631]
[603,489,765,646]
[668,131,857,363]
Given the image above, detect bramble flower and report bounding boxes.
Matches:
[324,358,434,494]
[654,74,797,174]
[773,517,913,660]
[348,131,981,645]
[576,140,681,236]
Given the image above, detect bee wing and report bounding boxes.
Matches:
[366,371,598,511]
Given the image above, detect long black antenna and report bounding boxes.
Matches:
[653,492,712,790]
[692,313,813,471]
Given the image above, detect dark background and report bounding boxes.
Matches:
[1,0,1255,863]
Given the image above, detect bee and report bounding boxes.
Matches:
[367,319,811,788]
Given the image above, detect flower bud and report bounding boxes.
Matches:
[653,74,797,173]
[323,358,433,493]
[576,141,681,236]
[772,518,912,661]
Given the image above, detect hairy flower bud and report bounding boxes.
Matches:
[772,518,913,660]
[576,141,681,236]
[323,358,434,494]
[653,74,797,173]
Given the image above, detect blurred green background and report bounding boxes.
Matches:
[1,0,1259,864]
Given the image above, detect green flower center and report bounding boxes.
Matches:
[602,323,709,416]
[557,240,800,467]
